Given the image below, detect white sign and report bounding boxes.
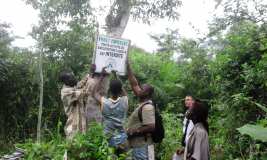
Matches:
[93,34,130,76]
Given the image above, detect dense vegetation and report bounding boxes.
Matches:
[1,0,267,159]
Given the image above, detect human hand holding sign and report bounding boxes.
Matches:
[94,35,130,76]
[111,70,118,78]
[90,64,96,74]
[101,67,108,77]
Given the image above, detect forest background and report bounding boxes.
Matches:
[0,0,267,159]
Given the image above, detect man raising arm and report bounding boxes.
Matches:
[126,60,156,160]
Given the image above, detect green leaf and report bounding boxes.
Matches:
[175,83,185,89]
[254,102,267,113]
[237,124,267,142]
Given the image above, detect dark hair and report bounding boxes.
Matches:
[185,94,201,103]
[145,84,154,98]
[192,101,209,133]
[59,70,77,87]
[109,80,122,96]
[185,94,195,100]
[140,84,154,99]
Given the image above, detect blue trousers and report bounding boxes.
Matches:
[132,144,154,160]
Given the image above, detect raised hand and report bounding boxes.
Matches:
[90,64,96,74]
[101,67,108,76]
[111,70,117,78]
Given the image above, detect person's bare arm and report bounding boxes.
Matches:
[76,74,89,89]
[138,124,155,133]
[127,124,155,137]
[127,60,142,96]
[61,88,84,107]
[121,85,127,96]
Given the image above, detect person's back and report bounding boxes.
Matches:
[92,70,128,152]
[84,75,109,124]
[80,64,109,125]
[102,96,128,147]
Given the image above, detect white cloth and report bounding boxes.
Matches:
[148,145,155,160]
[182,117,194,145]
[172,153,183,160]
[63,150,67,160]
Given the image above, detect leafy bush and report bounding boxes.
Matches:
[16,123,125,160]
[156,107,183,160]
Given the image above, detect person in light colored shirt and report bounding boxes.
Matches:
[184,101,210,160]
[182,95,196,146]
[59,70,88,140]
[175,95,196,158]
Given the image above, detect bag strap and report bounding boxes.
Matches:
[138,101,153,123]
[137,101,154,141]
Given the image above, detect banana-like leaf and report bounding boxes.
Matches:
[237,124,267,142]
[254,102,267,113]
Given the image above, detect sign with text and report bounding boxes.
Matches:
[93,35,130,76]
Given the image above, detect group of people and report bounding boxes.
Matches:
[59,59,210,160]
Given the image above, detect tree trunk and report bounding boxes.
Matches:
[37,48,44,143]
[105,0,131,37]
